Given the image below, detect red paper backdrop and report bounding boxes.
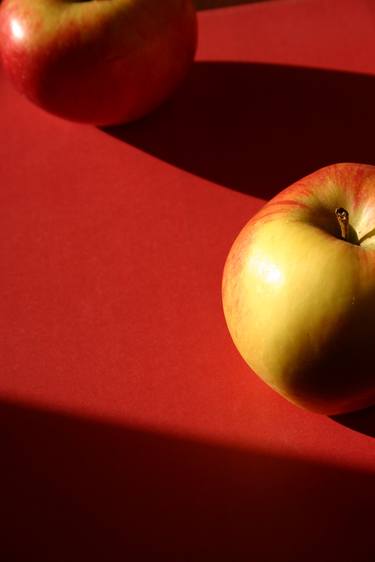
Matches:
[0,1,374,560]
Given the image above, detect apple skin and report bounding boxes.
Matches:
[222,163,375,415]
[0,0,197,125]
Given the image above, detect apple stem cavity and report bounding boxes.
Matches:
[335,207,350,241]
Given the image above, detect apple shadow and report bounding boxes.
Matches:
[105,61,375,198]
[332,404,375,438]
[1,399,374,562]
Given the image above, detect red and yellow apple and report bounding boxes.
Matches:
[0,0,197,125]
[222,163,375,415]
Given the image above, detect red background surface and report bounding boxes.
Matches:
[1,0,374,560]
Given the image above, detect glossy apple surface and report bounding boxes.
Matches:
[222,163,375,415]
[0,0,197,125]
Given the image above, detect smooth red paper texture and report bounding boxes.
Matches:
[0,1,374,560]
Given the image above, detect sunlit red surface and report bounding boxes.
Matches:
[0,0,374,560]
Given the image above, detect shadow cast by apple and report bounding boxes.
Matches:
[332,403,375,438]
[105,61,375,198]
[1,399,374,562]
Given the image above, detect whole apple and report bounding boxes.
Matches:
[222,163,375,415]
[0,0,197,125]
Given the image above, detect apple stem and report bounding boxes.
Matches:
[335,207,349,241]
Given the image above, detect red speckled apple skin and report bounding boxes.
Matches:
[0,0,198,124]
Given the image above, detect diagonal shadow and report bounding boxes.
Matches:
[333,404,375,438]
[0,399,374,562]
[195,1,260,10]
[105,61,375,199]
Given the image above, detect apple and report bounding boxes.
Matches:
[222,163,375,415]
[0,0,197,125]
